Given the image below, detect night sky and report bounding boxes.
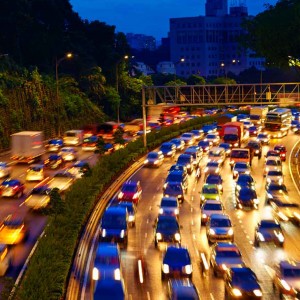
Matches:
[69,0,278,41]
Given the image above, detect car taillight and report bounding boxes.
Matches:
[12,185,19,190]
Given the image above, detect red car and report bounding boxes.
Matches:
[274,145,287,162]
[118,181,142,204]
[0,179,25,198]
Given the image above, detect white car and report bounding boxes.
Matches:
[205,134,220,146]
[25,164,45,182]
[59,147,77,162]
[264,158,282,176]
[0,162,11,179]
[266,170,284,185]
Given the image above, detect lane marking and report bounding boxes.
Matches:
[210,293,215,300]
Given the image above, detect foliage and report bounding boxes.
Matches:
[113,127,126,145]
[212,77,237,84]
[95,136,106,154]
[187,74,206,85]
[165,79,187,86]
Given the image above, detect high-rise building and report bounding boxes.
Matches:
[169,0,265,78]
[126,33,156,51]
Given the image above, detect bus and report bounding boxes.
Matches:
[264,108,292,137]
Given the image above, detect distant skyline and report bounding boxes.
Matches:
[70,0,278,41]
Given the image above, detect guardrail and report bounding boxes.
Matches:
[290,141,300,194]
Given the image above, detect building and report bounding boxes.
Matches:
[126,33,156,51]
[156,61,176,75]
[132,62,155,76]
[169,0,265,78]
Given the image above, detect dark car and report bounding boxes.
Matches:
[205,174,223,193]
[46,138,63,152]
[254,219,284,247]
[274,145,287,162]
[0,179,25,198]
[236,187,259,210]
[118,181,142,204]
[82,135,98,151]
[191,129,204,141]
[169,164,188,178]
[176,154,194,174]
[170,138,185,151]
[224,267,262,299]
[247,140,262,159]
[235,174,255,193]
[184,146,203,169]
[163,183,185,203]
[154,215,181,247]
[93,279,125,300]
[232,162,250,179]
[162,246,192,279]
[160,142,176,158]
[168,279,200,300]
[143,151,164,168]
[44,154,64,169]
[219,142,231,156]
[114,201,137,227]
[198,140,211,153]
[202,124,217,134]
[249,125,260,137]
[265,182,288,204]
[164,170,188,192]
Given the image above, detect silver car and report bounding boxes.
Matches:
[206,214,234,243]
[266,170,284,185]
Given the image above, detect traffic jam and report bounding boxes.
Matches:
[91,106,300,299]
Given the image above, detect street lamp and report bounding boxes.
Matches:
[174,57,185,81]
[220,62,226,78]
[55,52,73,136]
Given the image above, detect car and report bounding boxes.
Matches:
[190,129,204,141]
[265,150,281,163]
[59,147,77,162]
[159,197,180,218]
[293,123,300,134]
[118,181,142,204]
[200,184,221,204]
[205,174,223,193]
[235,187,259,210]
[235,174,255,193]
[164,170,188,192]
[24,185,51,210]
[229,148,250,168]
[0,162,11,179]
[202,124,217,134]
[44,154,64,169]
[273,260,300,299]
[0,179,25,198]
[154,215,181,247]
[169,164,188,178]
[205,133,220,146]
[113,201,137,227]
[81,135,98,151]
[208,147,226,165]
[265,182,289,204]
[204,161,221,175]
[249,125,260,137]
[184,145,203,168]
[176,154,194,174]
[47,171,75,192]
[180,133,195,146]
[264,158,282,176]
[274,145,287,161]
[160,142,176,158]
[201,200,224,224]
[210,242,245,277]
[144,151,164,167]
[0,244,11,276]
[163,183,185,203]
[247,140,262,159]
[270,199,300,224]
[170,138,185,151]
[198,140,212,153]
[206,214,234,243]
[92,243,121,281]
[266,170,284,185]
[25,164,45,182]
[167,279,200,300]
[256,132,270,145]
[254,219,284,247]
[67,160,91,179]
[219,142,231,156]
[224,267,262,299]
[99,207,128,247]
[291,119,300,129]
[236,114,249,121]
[0,215,28,245]
[242,120,253,129]
[46,138,63,152]
[232,162,250,179]
[162,246,192,279]
[93,279,125,300]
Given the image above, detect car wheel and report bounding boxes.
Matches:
[278,242,284,248]
[154,240,158,248]
[254,238,259,247]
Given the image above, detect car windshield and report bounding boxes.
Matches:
[207,134,217,139]
[274,146,285,152]
[204,203,222,210]
[260,221,280,229]
[220,144,230,149]
[83,136,97,143]
[118,203,134,213]
[232,270,257,283]
[231,150,249,159]
[211,218,231,227]
[166,173,183,182]
[250,115,260,120]
[54,173,71,178]
[95,255,119,266]
[282,268,300,277]
[157,218,179,230]
[121,185,137,193]
[170,165,184,172]
[235,163,248,169]
[3,180,19,187]
[266,160,281,166]
[61,148,73,153]
[225,135,238,141]
[177,157,190,165]
[165,184,183,193]
[102,214,126,229]
[31,187,50,195]
[237,176,253,184]
[258,134,267,138]
[209,151,222,157]
[182,133,193,139]
[240,189,256,197]
[160,144,172,151]
[185,151,196,159]
[248,142,259,149]
[268,184,286,191]
[164,249,190,264]
[199,141,209,147]
[161,199,177,207]
[148,153,158,159]
[49,155,60,160]
[207,162,219,167]
[203,186,218,194]
[268,171,282,176]
[216,250,241,258]
[29,166,42,172]
[49,139,62,145]
[0,163,6,168]
[206,175,221,184]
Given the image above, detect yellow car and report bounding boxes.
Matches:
[25,164,45,182]
[0,216,28,245]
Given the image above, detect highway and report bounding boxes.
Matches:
[81,131,300,300]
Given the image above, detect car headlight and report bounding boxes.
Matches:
[232,288,242,297]
[167,151,172,155]
[144,159,149,164]
[216,168,220,173]
[258,232,265,241]
[184,264,192,274]
[221,264,227,270]
[163,183,167,189]
[128,215,135,222]
[153,160,159,164]
[156,232,162,240]
[228,228,234,235]
[209,228,215,235]
[162,264,169,274]
[101,229,106,237]
[266,168,269,172]
[201,195,205,200]
[236,185,241,191]
[204,167,208,173]
[280,279,291,291]
[255,150,259,154]
[187,164,191,169]
[92,267,99,280]
[217,159,222,163]
[254,198,259,204]
[267,193,273,199]
[234,143,238,147]
[114,268,121,280]
[118,192,124,199]
[159,208,164,214]
[278,212,289,221]
[216,196,220,200]
[120,229,125,238]
[275,231,284,242]
[267,178,271,183]
[174,208,179,215]
[174,233,181,241]
[202,213,207,219]
[253,289,262,297]
[218,184,222,190]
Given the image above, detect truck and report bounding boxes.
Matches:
[11,131,44,164]
[123,119,151,136]
[220,122,244,147]
[63,130,84,146]
[249,106,268,125]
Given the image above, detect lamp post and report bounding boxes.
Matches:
[174,57,185,81]
[55,52,73,136]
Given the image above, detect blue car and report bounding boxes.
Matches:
[202,124,217,134]
[205,174,223,193]
[170,138,185,151]
[235,174,255,193]
[236,187,259,209]
[176,154,194,174]
[198,140,211,153]
[162,246,192,279]
[46,138,63,152]
[93,279,125,300]
[168,279,200,300]
[160,142,176,158]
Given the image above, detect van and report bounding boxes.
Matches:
[208,147,226,165]
[99,207,128,247]
[63,130,84,146]
[229,148,250,168]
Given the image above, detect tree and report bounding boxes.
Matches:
[212,77,237,84]
[187,74,206,85]
[95,136,106,154]
[164,79,187,86]
[113,127,125,145]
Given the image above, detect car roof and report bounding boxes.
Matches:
[210,213,229,220]
[279,260,300,270]
[96,243,119,257]
[161,196,178,202]
[123,181,139,187]
[158,215,178,222]
[260,219,279,225]
[104,206,127,215]
[215,242,239,250]
[203,200,222,205]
